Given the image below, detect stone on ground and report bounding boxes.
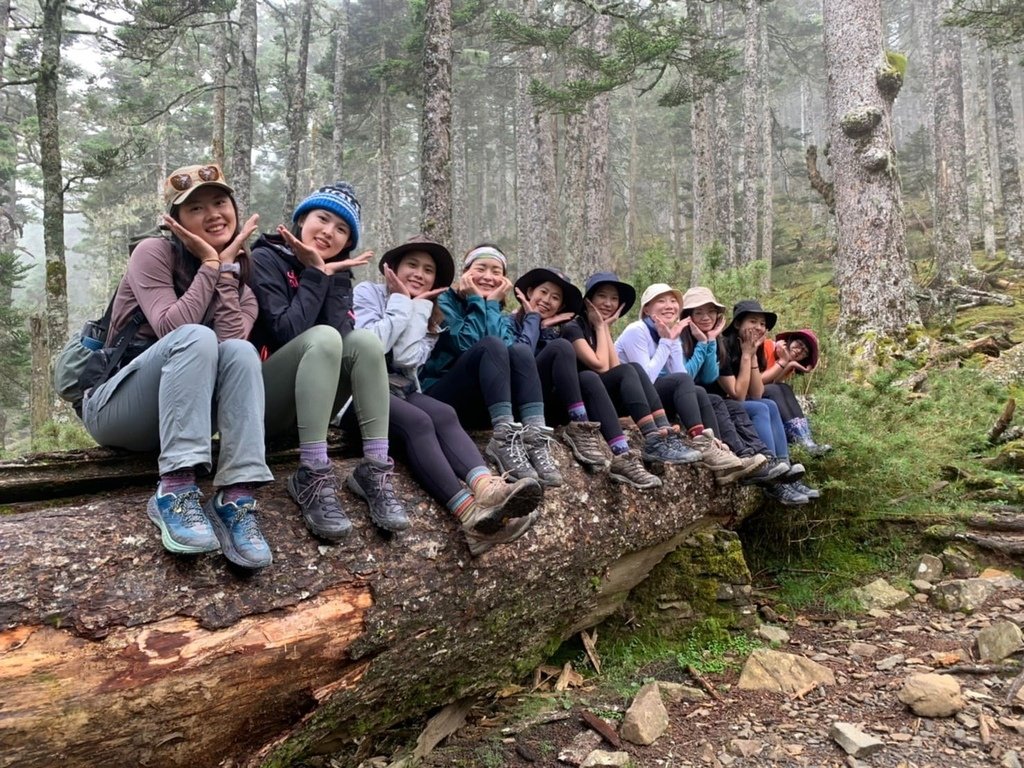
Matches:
[1003,750,1023,768]
[896,673,965,717]
[930,578,995,613]
[620,682,668,746]
[756,624,790,644]
[977,621,1023,662]
[656,681,707,703]
[912,554,944,582]
[941,549,978,578]
[559,731,604,766]
[829,722,885,758]
[848,578,910,610]
[581,750,632,768]
[847,642,879,658]
[737,648,836,694]
[728,738,764,758]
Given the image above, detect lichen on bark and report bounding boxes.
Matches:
[840,106,882,137]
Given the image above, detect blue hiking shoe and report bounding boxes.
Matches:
[146,484,219,555]
[642,434,701,465]
[206,492,273,569]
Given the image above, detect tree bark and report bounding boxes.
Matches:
[419,0,453,244]
[759,14,774,292]
[376,53,395,249]
[0,446,756,768]
[282,0,314,223]
[822,0,921,339]
[331,1,350,179]
[211,12,228,169]
[711,2,735,267]
[580,16,612,277]
[966,39,998,260]
[688,0,717,284]
[229,0,257,213]
[991,52,1024,264]
[739,0,763,269]
[28,315,49,446]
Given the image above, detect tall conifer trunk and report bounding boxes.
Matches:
[229,0,257,213]
[282,0,313,222]
[991,52,1024,264]
[331,1,350,179]
[419,0,453,244]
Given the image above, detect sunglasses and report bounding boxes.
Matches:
[168,165,223,192]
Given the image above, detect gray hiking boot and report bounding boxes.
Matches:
[485,422,539,481]
[347,458,411,532]
[464,510,541,557]
[288,464,352,541]
[460,475,543,534]
[740,456,789,485]
[524,424,564,487]
[643,433,702,465]
[791,480,820,499]
[562,420,611,470]
[609,449,662,489]
[206,493,273,569]
[763,481,810,506]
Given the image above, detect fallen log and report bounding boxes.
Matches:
[0,440,757,768]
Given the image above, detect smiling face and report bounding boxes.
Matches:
[298,209,351,261]
[526,281,564,319]
[175,186,237,250]
[737,313,767,336]
[643,292,680,324]
[395,251,437,298]
[590,284,620,320]
[465,257,505,292]
[689,303,721,334]
[786,337,810,363]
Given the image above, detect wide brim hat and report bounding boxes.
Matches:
[163,164,234,210]
[681,286,726,317]
[584,272,636,317]
[379,235,455,289]
[730,299,778,331]
[514,267,585,316]
[639,283,684,314]
[776,329,820,371]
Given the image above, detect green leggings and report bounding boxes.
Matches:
[263,325,390,444]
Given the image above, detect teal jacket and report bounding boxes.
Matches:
[420,288,516,391]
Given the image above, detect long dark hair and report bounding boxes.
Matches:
[168,197,251,295]
[718,324,767,371]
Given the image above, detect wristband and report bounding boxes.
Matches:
[219,263,240,274]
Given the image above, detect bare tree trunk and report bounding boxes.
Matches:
[967,39,998,260]
[759,14,774,292]
[991,52,1024,264]
[229,0,257,213]
[419,0,453,244]
[581,15,612,277]
[376,14,396,251]
[822,0,921,339]
[211,12,228,169]
[711,3,735,267]
[625,91,640,265]
[914,0,935,214]
[331,1,349,179]
[282,0,313,222]
[29,315,49,446]
[688,0,717,284]
[453,99,468,253]
[739,0,763,268]
[671,150,685,269]
[37,0,68,368]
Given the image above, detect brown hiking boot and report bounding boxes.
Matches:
[460,476,543,534]
[464,510,541,557]
[609,449,662,490]
[688,429,744,471]
[562,420,611,470]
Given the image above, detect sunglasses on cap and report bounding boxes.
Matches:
[168,164,223,192]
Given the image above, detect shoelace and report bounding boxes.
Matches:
[296,469,343,514]
[501,425,532,469]
[527,430,559,471]
[169,489,207,527]
[368,463,398,500]
[574,426,606,457]
[229,502,266,544]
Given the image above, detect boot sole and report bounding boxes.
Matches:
[346,473,412,532]
[146,495,219,555]
[287,474,353,542]
[469,479,543,534]
[204,500,273,569]
[609,471,662,490]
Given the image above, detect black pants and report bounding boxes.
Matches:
[717,398,770,457]
[648,369,713,431]
[600,363,655,424]
[426,336,544,429]
[763,382,804,421]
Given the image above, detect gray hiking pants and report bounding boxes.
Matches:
[82,324,274,487]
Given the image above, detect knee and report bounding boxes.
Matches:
[548,338,574,360]
[393,402,434,435]
[508,342,534,368]
[345,328,385,356]
[218,338,261,369]
[627,362,647,381]
[578,370,602,395]
[303,324,344,358]
[168,323,218,357]
[428,399,459,427]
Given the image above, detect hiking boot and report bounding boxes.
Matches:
[288,463,352,541]
[785,416,832,457]
[562,420,611,471]
[687,429,744,471]
[347,458,411,532]
[524,424,564,487]
[206,493,273,569]
[461,475,543,534]
[146,484,219,555]
[740,456,789,485]
[763,481,810,506]
[791,480,820,499]
[642,434,701,465]
[783,461,806,481]
[464,510,541,557]
[609,449,663,489]
[485,422,539,482]
[713,460,750,486]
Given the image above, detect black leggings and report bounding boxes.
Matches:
[716,398,769,457]
[648,369,713,431]
[426,337,544,429]
[600,363,655,424]
[763,382,805,421]
[536,339,584,414]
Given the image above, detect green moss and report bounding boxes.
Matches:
[839,107,882,137]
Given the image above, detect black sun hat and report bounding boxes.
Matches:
[583,272,637,317]
[378,234,455,289]
[730,299,778,331]
[514,267,585,315]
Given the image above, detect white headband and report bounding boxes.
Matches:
[463,246,507,270]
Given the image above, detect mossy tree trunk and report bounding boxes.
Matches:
[419,0,453,245]
[228,0,257,213]
[991,52,1024,265]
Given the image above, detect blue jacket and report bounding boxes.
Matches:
[421,289,516,390]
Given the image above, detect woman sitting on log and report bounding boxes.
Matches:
[82,163,275,567]
[760,328,832,457]
[419,244,563,487]
[248,182,409,543]
[352,235,543,556]
[509,267,662,489]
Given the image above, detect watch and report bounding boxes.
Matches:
[219,263,240,274]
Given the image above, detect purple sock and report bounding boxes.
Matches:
[363,438,389,464]
[300,440,330,469]
[609,435,630,455]
[221,483,256,503]
[568,402,589,421]
[160,469,195,494]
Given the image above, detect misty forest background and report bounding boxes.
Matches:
[1,0,1022,455]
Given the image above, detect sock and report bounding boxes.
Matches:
[160,469,195,494]
[609,435,630,455]
[221,483,256,503]
[363,438,389,464]
[466,466,491,493]
[520,402,546,426]
[300,440,330,468]
[637,415,659,438]
[688,425,704,438]
[652,410,672,430]
[568,401,589,421]
[488,401,514,426]
[448,488,474,518]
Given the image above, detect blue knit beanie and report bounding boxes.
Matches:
[292,181,361,251]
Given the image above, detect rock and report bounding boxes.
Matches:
[756,624,790,645]
[727,739,763,758]
[620,682,668,746]
[977,621,1024,662]
[931,579,995,614]
[580,750,632,768]
[897,674,965,718]
[848,578,910,611]
[913,554,944,583]
[911,579,935,593]
[981,568,1023,588]
[1004,751,1023,768]
[829,722,885,758]
[737,648,836,694]
[847,642,879,658]
[875,654,905,671]
[559,731,604,766]
[656,682,707,703]
[942,549,979,578]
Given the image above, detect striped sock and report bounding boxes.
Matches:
[160,469,195,494]
[609,435,630,455]
[637,415,660,438]
[466,466,491,492]
[221,483,256,503]
[448,488,474,518]
[363,438,389,464]
[568,402,589,421]
[653,410,672,430]
[299,440,329,468]
[520,402,546,426]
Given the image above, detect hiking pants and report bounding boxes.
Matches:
[762,382,805,421]
[650,370,716,432]
[739,398,789,460]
